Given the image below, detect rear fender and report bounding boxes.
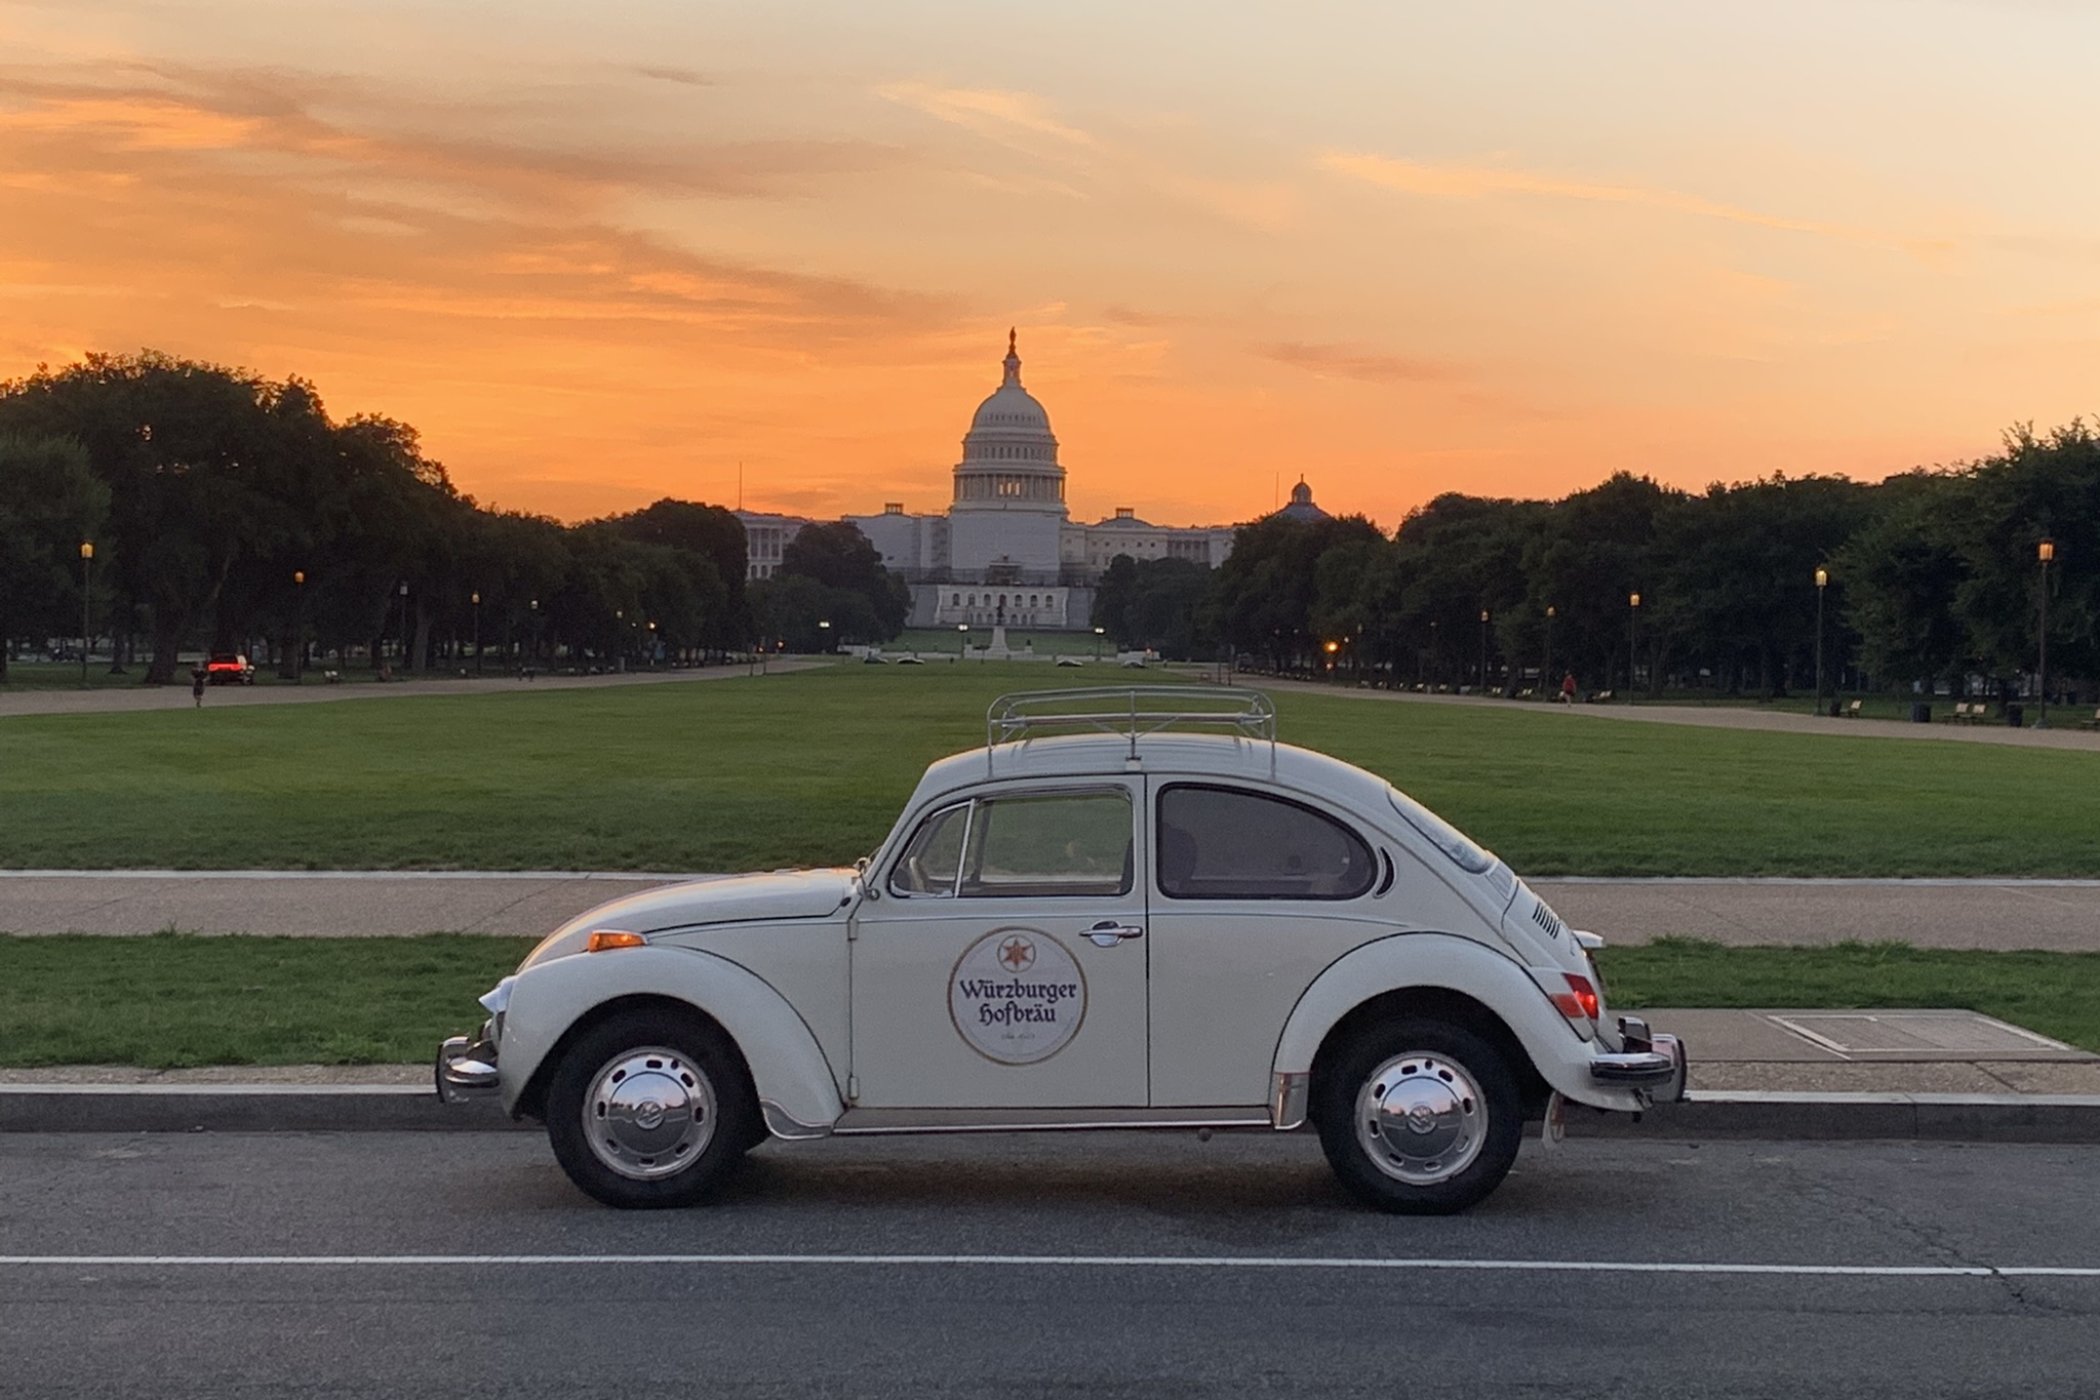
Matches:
[1270,932,1637,1113]
[499,945,845,1131]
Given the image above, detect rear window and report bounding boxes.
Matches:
[1386,786,1495,874]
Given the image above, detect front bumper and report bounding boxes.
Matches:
[436,1022,500,1103]
[1587,1017,1688,1107]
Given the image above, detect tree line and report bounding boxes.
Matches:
[1098,421,2098,703]
[0,353,906,684]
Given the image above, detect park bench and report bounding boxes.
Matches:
[1840,699,1863,718]
[322,669,341,683]
[1589,689,1615,703]
[2080,708,2100,731]
[1947,701,1976,723]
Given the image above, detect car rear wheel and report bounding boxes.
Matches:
[543,1008,757,1209]
[1314,1016,1524,1215]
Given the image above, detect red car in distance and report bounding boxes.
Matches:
[205,653,256,685]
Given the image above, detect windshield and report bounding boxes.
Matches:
[1386,786,1496,875]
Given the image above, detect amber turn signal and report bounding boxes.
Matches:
[585,930,646,953]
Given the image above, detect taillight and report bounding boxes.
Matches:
[1551,972,1600,1023]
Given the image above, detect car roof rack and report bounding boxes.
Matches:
[985,686,1277,773]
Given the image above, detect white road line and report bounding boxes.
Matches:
[0,871,709,882]
[0,1254,2094,1278]
[5,871,2098,887]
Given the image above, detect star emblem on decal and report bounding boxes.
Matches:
[998,936,1036,971]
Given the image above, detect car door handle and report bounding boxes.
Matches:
[1086,921,1145,947]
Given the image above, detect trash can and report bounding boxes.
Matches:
[2005,703,2024,728]
[1910,702,1932,723]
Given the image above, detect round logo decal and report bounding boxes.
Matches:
[948,929,1087,1065]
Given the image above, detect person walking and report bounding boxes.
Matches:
[190,664,207,708]
[1559,670,1577,705]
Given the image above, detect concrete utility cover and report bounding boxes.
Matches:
[1770,1012,2075,1057]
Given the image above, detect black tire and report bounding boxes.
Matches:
[1313,1015,1525,1215]
[543,1007,759,1209]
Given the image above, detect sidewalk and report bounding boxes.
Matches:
[7,871,2098,949]
[0,659,827,719]
[1252,676,2100,753]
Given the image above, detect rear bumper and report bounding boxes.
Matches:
[1588,1018,1688,1106]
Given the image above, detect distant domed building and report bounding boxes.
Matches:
[1272,475,1330,523]
[737,330,1321,630]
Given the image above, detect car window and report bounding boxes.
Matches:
[958,790,1133,898]
[889,802,970,896]
[1385,785,1496,874]
[1157,784,1375,900]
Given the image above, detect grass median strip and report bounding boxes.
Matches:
[2,934,2097,1068]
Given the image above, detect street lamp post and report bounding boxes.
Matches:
[1093,625,1104,661]
[817,618,832,653]
[1478,609,1490,693]
[293,570,306,682]
[78,542,93,688]
[470,591,481,675]
[396,581,410,676]
[1544,605,1555,690]
[528,598,539,670]
[2038,539,2056,728]
[1428,620,1439,689]
[1814,566,1829,715]
[1627,592,1641,702]
[957,622,970,660]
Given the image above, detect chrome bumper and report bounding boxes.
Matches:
[1588,1018,1688,1106]
[435,1024,500,1103]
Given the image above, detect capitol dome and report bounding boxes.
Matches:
[952,329,1066,511]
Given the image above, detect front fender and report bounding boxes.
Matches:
[1269,932,1640,1113]
[498,945,846,1130]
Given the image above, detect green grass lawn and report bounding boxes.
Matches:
[3,934,2094,1067]
[3,662,2098,874]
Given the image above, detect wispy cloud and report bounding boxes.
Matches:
[632,65,709,87]
[877,82,1094,150]
[1318,151,1952,259]
[1261,340,1461,385]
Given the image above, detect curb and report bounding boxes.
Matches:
[1573,1090,2100,1145]
[0,1084,526,1133]
[6,1085,2100,1141]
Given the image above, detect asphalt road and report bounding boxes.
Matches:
[3,1131,2097,1397]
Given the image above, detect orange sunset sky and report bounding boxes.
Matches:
[4,1,2099,530]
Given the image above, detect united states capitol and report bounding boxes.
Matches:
[735,331,1331,632]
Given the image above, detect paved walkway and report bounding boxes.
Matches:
[3,871,2096,950]
[1250,675,2100,751]
[0,659,828,719]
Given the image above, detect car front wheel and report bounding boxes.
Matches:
[543,1008,757,1209]
[1314,1016,1524,1215]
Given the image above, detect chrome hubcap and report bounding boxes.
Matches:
[1355,1052,1486,1186]
[582,1046,717,1181]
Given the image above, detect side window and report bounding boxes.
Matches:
[959,790,1133,898]
[1157,785,1375,900]
[890,803,970,896]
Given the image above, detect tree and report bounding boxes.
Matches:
[779,521,907,641]
[0,434,109,682]
[1208,514,1384,671]
[611,499,749,653]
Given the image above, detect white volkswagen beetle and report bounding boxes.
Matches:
[438,687,1684,1214]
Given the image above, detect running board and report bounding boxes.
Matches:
[830,1106,1273,1136]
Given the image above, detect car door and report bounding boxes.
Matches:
[1145,781,1395,1107]
[850,779,1150,1109]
